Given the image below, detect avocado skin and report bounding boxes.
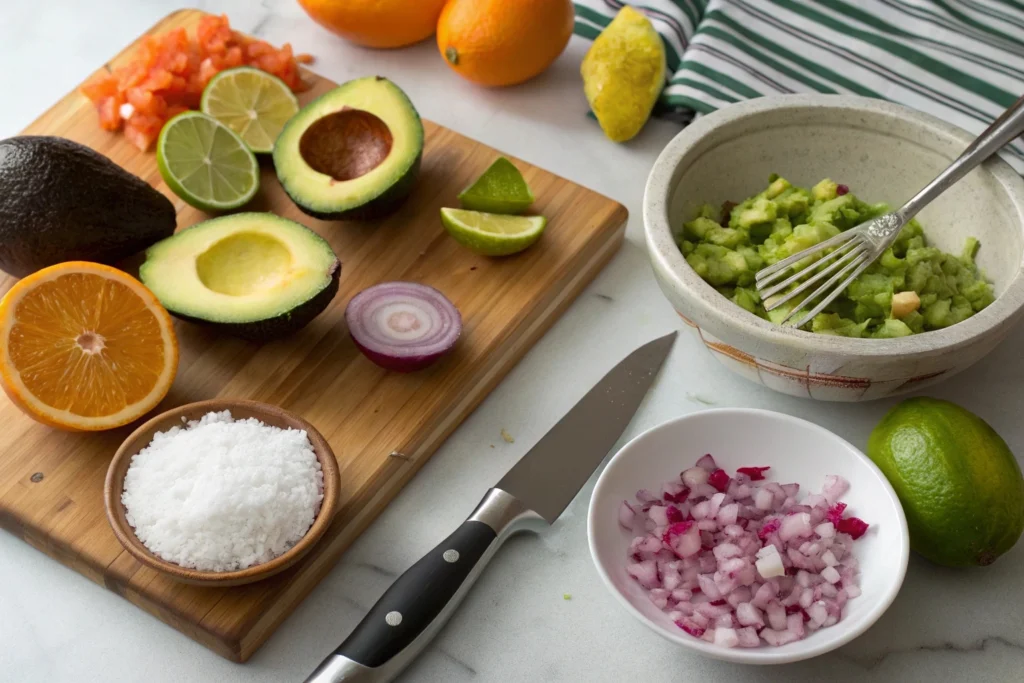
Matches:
[286,151,422,222]
[0,136,176,278]
[168,260,341,342]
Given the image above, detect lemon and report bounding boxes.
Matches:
[457,157,534,214]
[200,67,299,154]
[156,111,260,212]
[440,208,546,256]
[868,397,1024,567]
[581,6,666,143]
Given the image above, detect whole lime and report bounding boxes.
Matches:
[867,397,1024,567]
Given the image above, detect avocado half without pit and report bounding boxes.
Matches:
[273,76,424,220]
[139,213,340,341]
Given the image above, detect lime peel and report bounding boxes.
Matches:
[458,157,535,215]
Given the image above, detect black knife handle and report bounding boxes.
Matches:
[337,520,496,667]
[304,489,546,683]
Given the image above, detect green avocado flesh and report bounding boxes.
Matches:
[273,76,424,220]
[139,213,340,340]
[677,176,996,337]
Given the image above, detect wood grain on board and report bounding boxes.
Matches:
[0,9,626,662]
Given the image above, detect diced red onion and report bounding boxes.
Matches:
[708,469,731,492]
[779,513,813,541]
[618,501,635,529]
[714,627,739,648]
[636,489,659,504]
[663,481,689,502]
[717,503,739,526]
[837,516,870,539]
[681,466,709,488]
[345,282,462,372]
[754,488,775,511]
[696,454,718,471]
[623,461,867,648]
[736,626,760,647]
[737,466,770,480]
[822,475,849,503]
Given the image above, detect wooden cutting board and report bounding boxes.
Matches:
[0,9,626,663]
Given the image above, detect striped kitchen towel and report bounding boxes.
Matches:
[573,0,1024,171]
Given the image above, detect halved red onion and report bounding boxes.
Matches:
[345,282,462,372]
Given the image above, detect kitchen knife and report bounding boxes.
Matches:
[305,332,676,683]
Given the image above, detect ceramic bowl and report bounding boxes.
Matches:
[104,399,340,587]
[644,95,1024,401]
[588,408,909,664]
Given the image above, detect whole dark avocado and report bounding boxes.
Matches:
[0,136,176,277]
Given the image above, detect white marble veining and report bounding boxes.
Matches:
[1,2,1023,681]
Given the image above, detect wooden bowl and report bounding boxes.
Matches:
[104,399,340,587]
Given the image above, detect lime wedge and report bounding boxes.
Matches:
[156,111,259,212]
[440,208,546,256]
[457,157,535,214]
[200,66,299,154]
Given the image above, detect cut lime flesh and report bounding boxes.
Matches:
[157,111,260,212]
[201,66,299,154]
[440,208,546,256]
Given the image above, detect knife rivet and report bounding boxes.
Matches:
[442,549,460,563]
[385,611,403,627]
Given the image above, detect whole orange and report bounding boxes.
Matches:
[437,0,575,87]
[298,0,448,49]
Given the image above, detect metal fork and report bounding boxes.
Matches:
[756,94,1024,329]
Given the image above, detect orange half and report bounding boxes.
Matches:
[0,262,179,431]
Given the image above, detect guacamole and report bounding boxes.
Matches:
[677,176,995,338]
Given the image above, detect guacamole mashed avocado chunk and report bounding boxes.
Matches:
[677,176,995,338]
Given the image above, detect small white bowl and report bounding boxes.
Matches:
[588,408,909,665]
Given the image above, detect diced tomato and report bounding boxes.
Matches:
[81,75,119,102]
[97,97,123,131]
[79,14,310,147]
[124,113,163,152]
[198,58,219,88]
[224,46,243,68]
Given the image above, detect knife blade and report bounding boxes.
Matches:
[304,332,676,683]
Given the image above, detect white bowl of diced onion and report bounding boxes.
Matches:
[588,408,909,664]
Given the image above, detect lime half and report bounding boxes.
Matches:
[200,66,299,154]
[440,208,546,256]
[457,157,535,214]
[156,111,259,212]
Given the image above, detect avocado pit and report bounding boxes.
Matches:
[196,232,294,297]
[299,108,393,182]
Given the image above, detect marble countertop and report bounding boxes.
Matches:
[2,1,1023,681]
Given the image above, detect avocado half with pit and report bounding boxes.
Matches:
[273,76,424,220]
[139,213,340,341]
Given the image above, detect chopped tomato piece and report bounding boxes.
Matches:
[79,14,311,151]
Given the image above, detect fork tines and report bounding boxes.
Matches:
[755,230,872,329]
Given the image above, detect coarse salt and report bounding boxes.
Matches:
[121,410,324,572]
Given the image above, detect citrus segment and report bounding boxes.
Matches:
[440,208,546,256]
[157,111,260,212]
[0,262,179,430]
[457,157,535,214]
[201,67,300,153]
